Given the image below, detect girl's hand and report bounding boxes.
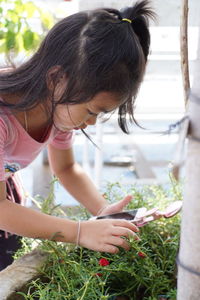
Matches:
[79,218,139,253]
[98,195,133,216]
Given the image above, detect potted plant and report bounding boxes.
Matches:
[12,180,181,300]
[0,0,54,65]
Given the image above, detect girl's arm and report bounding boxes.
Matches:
[47,145,108,215]
[0,181,77,242]
[0,181,139,253]
[0,145,138,254]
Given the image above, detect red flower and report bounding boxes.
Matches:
[138,252,146,258]
[99,258,110,266]
[95,273,103,277]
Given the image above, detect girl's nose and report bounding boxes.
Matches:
[85,115,97,126]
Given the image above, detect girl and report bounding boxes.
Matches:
[0,0,154,270]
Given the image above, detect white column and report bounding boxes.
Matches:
[177,12,200,298]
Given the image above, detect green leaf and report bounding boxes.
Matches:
[32,32,40,49]
[23,29,34,50]
[0,41,6,53]
[17,20,22,33]
[15,1,25,15]
[7,9,19,23]
[23,1,37,18]
[6,30,16,50]
[40,11,54,30]
[15,32,24,53]
[5,20,16,32]
[1,0,54,60]
[0,30,5,39]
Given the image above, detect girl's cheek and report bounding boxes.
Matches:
[55,112,79,128]
[67,110,87,126]
[55,105,88,127]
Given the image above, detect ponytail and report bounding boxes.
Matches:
[121,0,156,60]
[104,1,155,60]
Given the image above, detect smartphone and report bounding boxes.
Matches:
[96,208,147,222]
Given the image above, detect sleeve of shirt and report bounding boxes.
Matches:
[49,130,75,150]
[0,119,7,181]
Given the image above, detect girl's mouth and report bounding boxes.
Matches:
[74,124,87,130]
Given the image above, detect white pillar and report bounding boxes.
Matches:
[177,14,200,298]
[177,101,200,299]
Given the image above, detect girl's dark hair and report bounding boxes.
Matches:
[0,0,155,133]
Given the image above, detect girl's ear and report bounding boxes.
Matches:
[46,65,67,91]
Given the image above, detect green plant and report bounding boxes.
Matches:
[15,180,181,300]
[0,0,54,64]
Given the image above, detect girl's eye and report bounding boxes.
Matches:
[87,109,98,116]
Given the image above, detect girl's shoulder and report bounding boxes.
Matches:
[0,99,17,144]
[0,111,11,139]
[0,116,10,149]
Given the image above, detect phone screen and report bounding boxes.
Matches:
[96,210,139,221]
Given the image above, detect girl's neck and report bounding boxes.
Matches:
[23,105,52,142]
[0,92,21,104]
[1,93,52,142]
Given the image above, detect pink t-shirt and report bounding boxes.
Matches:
[0,107,74,181]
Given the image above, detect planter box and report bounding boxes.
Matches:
[0,249,48,300]
[0,249,130,300]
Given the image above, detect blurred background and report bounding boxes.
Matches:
[0,0,199,207]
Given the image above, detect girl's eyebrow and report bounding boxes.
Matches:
[96,106,115,114]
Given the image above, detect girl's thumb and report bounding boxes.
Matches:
[120,195,133,209]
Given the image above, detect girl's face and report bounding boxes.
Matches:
[53,91,121,131]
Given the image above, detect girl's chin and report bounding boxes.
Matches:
[57,125,82,131]
[55,122,84,131]
[57,125,74,131]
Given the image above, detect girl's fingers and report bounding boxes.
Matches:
[122,195,133,204]
[102,245,119,254]
[99,194,133,216]
[113,219,139,233]
[115,195,133,211]
[108,236,130,251]
[79,219,140,253]
[113,227,140,240]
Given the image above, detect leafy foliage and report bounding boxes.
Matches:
[15,180,181,300]
[0,0,54,64]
